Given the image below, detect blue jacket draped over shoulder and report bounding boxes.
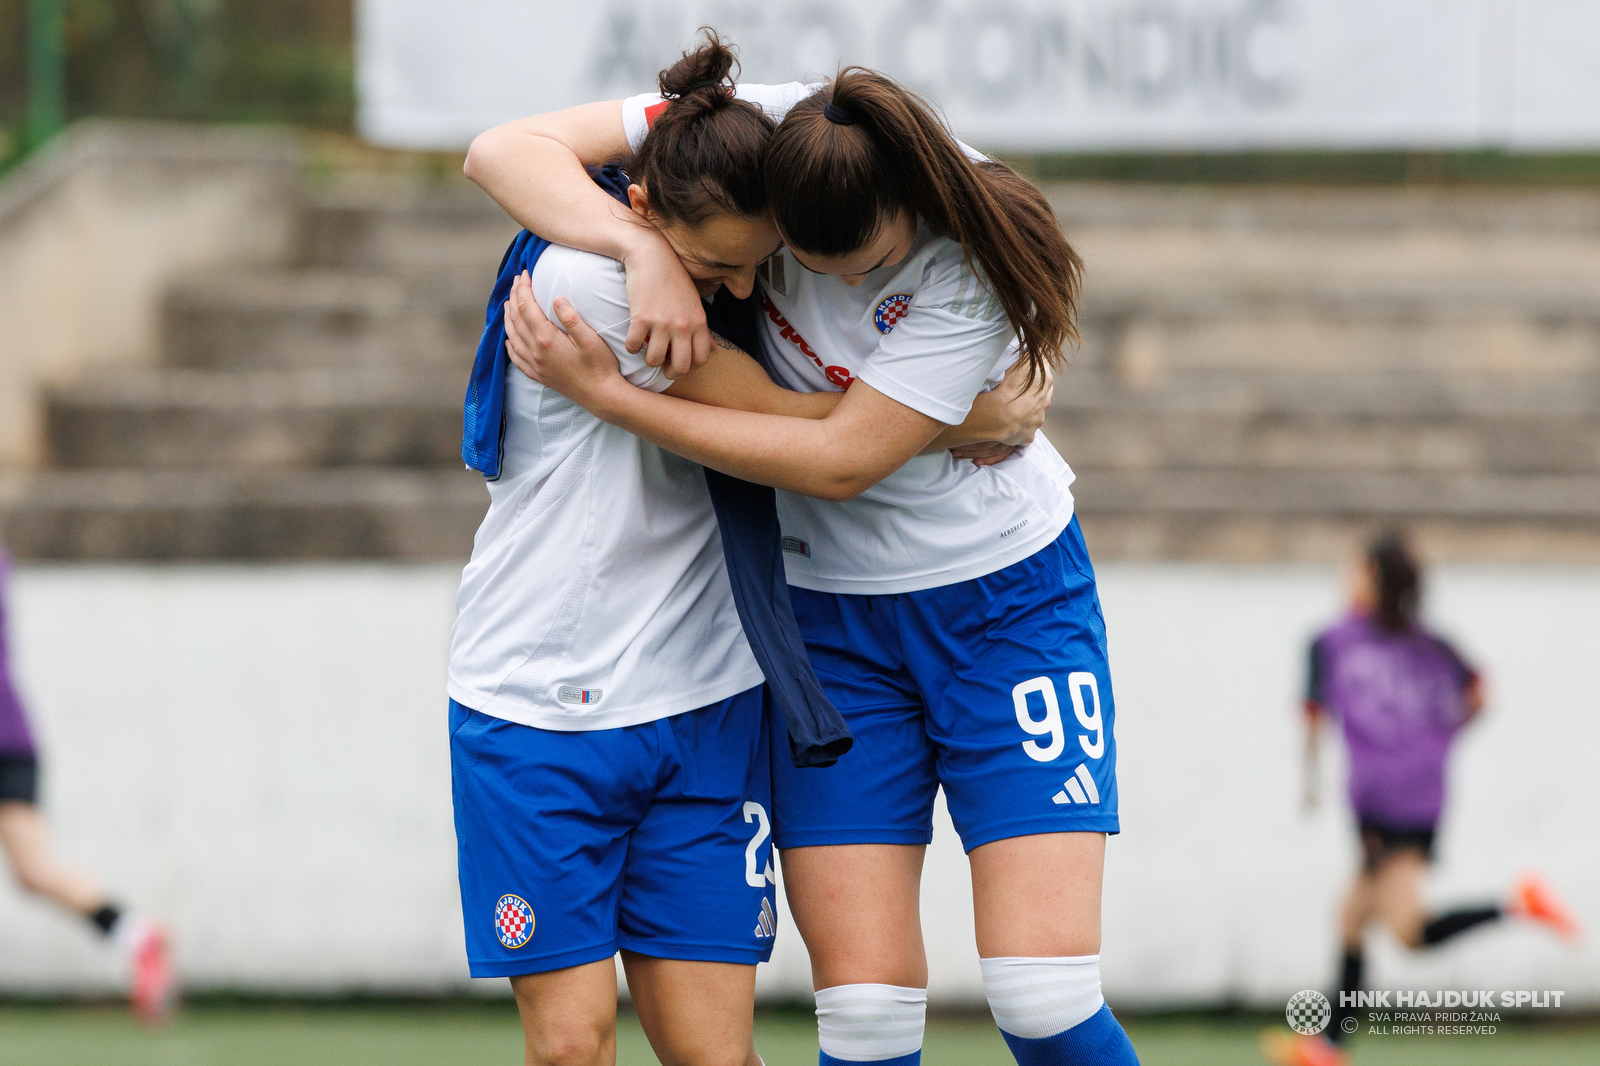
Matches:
[462,166,851,768]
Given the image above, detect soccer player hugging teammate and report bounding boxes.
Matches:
[1269,532,1581,1066]
[471,34,1141,1066]
[454,37,1047,1066]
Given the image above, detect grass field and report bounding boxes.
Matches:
[1,1003,1596,1066]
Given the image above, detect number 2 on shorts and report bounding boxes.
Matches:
[1013,674,1103,762]
[742,801,775,887]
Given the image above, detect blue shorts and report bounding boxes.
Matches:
[772,518,1119,853]
[450,685,777,978]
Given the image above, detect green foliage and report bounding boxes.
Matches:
[0,0,352,132]
[0,119,22,170]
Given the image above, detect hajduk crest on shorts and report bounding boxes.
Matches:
[494,893,534,949]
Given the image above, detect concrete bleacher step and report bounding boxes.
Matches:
[7,175,1597,562]
[1051,370,1600,419]
[44,369,462,470]
[2,469,486,560]
[1075,283,1600,386]
[1071,468,1600,520]
[1044,408,1600,476]
[163,270,484,371]
[1069,466,1600,563]
[1053,184,1600,285]
[1074,511,1600,564]
[1047,183,1600,235]
[299,185,517,274]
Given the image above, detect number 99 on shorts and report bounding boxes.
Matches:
[1013,675,1104,762]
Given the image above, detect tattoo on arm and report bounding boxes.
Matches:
[712,333,739,351]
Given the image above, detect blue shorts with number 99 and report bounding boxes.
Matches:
[771,518,1119,853]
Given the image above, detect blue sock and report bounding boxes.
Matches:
[997,1004,1140,1065]
[819,1053,920,1066]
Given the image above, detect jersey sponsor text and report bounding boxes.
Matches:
[761,293,855,389]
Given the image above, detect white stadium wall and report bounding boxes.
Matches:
[356,0,1600,152]
[1,562,1595,1005]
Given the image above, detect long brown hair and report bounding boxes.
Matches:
[764,68,1081,387]
[631,30,775,226]
[1368,530,1421,632]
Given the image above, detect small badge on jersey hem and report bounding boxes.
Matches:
[781,536,811,558]
[558,686,602,705]
[494,894,535,949]
[873,293,913,334]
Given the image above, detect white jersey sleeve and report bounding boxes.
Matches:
[622,82,825,154]
[535,248,672,393]
[857,258,1014,424]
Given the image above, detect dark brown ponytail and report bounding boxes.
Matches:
[764,67,1082,388]
[1368,530,1421,632]
[632,30,775,227]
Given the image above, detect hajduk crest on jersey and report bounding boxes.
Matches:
[874,293,913,334]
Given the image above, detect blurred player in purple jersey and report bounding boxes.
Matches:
[1265,531,1579,1066]
[0,548,173,1024]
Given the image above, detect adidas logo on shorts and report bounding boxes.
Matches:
[1052,764,1101,806]
[753,897,777,939]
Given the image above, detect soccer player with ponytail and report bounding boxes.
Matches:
[761,68,1078,396]
[454,38,1043,1066]
[473,43,1138,1066]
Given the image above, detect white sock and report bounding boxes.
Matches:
[815,983,927,1062]
[980,955,1105,1040]
[110,914,148,951]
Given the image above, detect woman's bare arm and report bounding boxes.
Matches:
[465,102,711,375]
[671,333,1044,459]
[929,359,1052,454]
[1303,701,1323,811]
[616,376,937,501]
[668,335,840,420]
[505,276,944,501]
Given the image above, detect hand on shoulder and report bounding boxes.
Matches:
[503,271,630,414]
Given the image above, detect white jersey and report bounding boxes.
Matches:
[449,246,763,731]
[623,84,1076,595]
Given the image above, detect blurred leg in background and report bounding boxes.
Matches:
[0,789,112,916]
[0,770,174,1027]
[1269,820,1582,1066]
[0,552,173,1024]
